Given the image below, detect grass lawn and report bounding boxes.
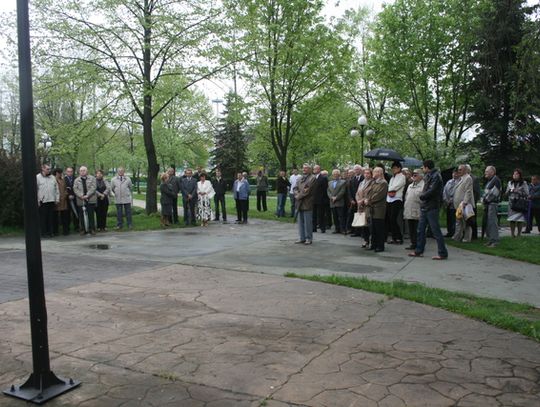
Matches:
[447,235,540,265]
[286,273,540,341]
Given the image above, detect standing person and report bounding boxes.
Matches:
[294,164,316,245]
[403,169,425,250]
[469,164,481,240]
[312,164,329,233]
[409,160,448,260]
[256,170,269,212]
[52,168,70,236]
[443,169,459,237]
[73,166,97,235]
[356,167,374,248]
[197,173,215,227]
[111,167,133,229]
[289,168,301,218]
[181,168,198,226]
[327,169,347,234]
[347,165,363,236]
[159,172,175,227]
[453,164,475,243]
[233,172,250,224]
[95,169,111,232]
[386,161,406,244]
[36,164,59,238]
[506,168,529,238]
[365,167,388,252]
[167,167,181,224]
[525,175,540,234]
[275,170,291,217]
[212,169,227,222]
[483,166,502,247]
[64,166,78,232]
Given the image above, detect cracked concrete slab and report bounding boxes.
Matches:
[1,264,539,406]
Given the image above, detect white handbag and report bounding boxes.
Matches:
[352,212,367,228]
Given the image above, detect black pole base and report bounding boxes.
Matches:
[3,372,81,405]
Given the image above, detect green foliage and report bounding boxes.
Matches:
[211,92,249,182]
[286,273,540,341]
[0,152,23,227]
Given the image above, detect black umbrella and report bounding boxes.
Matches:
[402,156,423,168]
[364,148,404,162]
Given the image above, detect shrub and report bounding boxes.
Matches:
[0,152,24,227]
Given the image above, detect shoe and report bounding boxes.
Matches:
[522,230,531,234]
[320,230,326,233]
[432,256,448,260]
[90,230,96,235]
[213,218,219,221]
[304,240,312,245]
[408,252,423,257]
[361,243,368,248]
[295,240,306,244]
[332,231,340,234]
[486,243,497,248]
[405,245,416,250]
[115,226,122,230]
[79,231,85,236]
[374,248,384,252]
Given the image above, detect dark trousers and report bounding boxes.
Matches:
[347,204,357,233]
[526,207,540,232]
[78,204,96,233]
[53,209,70,236]
[416,208,448,257]
[408,219,419,247]
[39,201,56,237]
[331,207,346,233]
[236,199,248,222]
[470,214,478,240]
[312,203,327,232]
[370,218,385,251]
[446,205,455,236]
[256,191,267,211]
[116,203,132,227]
[171,196,179,223]
[183,199,197,225]
[68,198,79,231]
[96,198,109,230]
[387,200,404,241]
[214,194,226,220]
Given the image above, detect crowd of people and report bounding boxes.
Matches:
[36,162,540,252]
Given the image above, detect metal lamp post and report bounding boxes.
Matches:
[351,115,372,166]
[3,0,80,403]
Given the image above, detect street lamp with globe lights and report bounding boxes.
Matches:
[350,115,372,166]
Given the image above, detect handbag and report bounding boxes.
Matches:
[510,197,528,213]
[352,212,367,228]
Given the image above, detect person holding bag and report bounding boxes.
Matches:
[355,168,374,248]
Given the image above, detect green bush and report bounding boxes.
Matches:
[0,153,24,227]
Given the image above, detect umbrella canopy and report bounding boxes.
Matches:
[402,156,423,168]
[364,148,404,162]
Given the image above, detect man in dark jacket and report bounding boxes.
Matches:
[408,160,448,260]
[312,165,329,233]
[181,169,198,226]
[212,169,227,222]
[167,167,181,224]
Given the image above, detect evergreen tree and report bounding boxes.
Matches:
[211,92,248,184]
[470,0,539,175]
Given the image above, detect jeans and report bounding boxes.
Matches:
[276,193,287,217]
[214,194,226,220]
[116,203,132,227]
[486,203,499,244]
[289,193,296,217]
[416,208,448,257]
[298,210,313,242]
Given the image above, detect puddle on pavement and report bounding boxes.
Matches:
[498,274,523,282]
[89,244,111,250]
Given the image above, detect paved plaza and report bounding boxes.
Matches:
[0,219,539,406]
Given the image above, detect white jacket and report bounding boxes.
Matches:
[404,180,424,220]
[387,172,406,202]
[36,173,59,204]
[197,180,215,200]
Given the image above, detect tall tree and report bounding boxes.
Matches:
[369,0,481,161]
[211,92,249,183]
[33,0,225,213]
[470,0,538,174]
[226,0,352,170]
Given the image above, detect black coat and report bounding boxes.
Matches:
[276,177,291,194]
[212,177,227,196]
[420,169,443,211]
[313,174,329,205]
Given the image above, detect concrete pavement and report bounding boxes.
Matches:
[1,220,539,406]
